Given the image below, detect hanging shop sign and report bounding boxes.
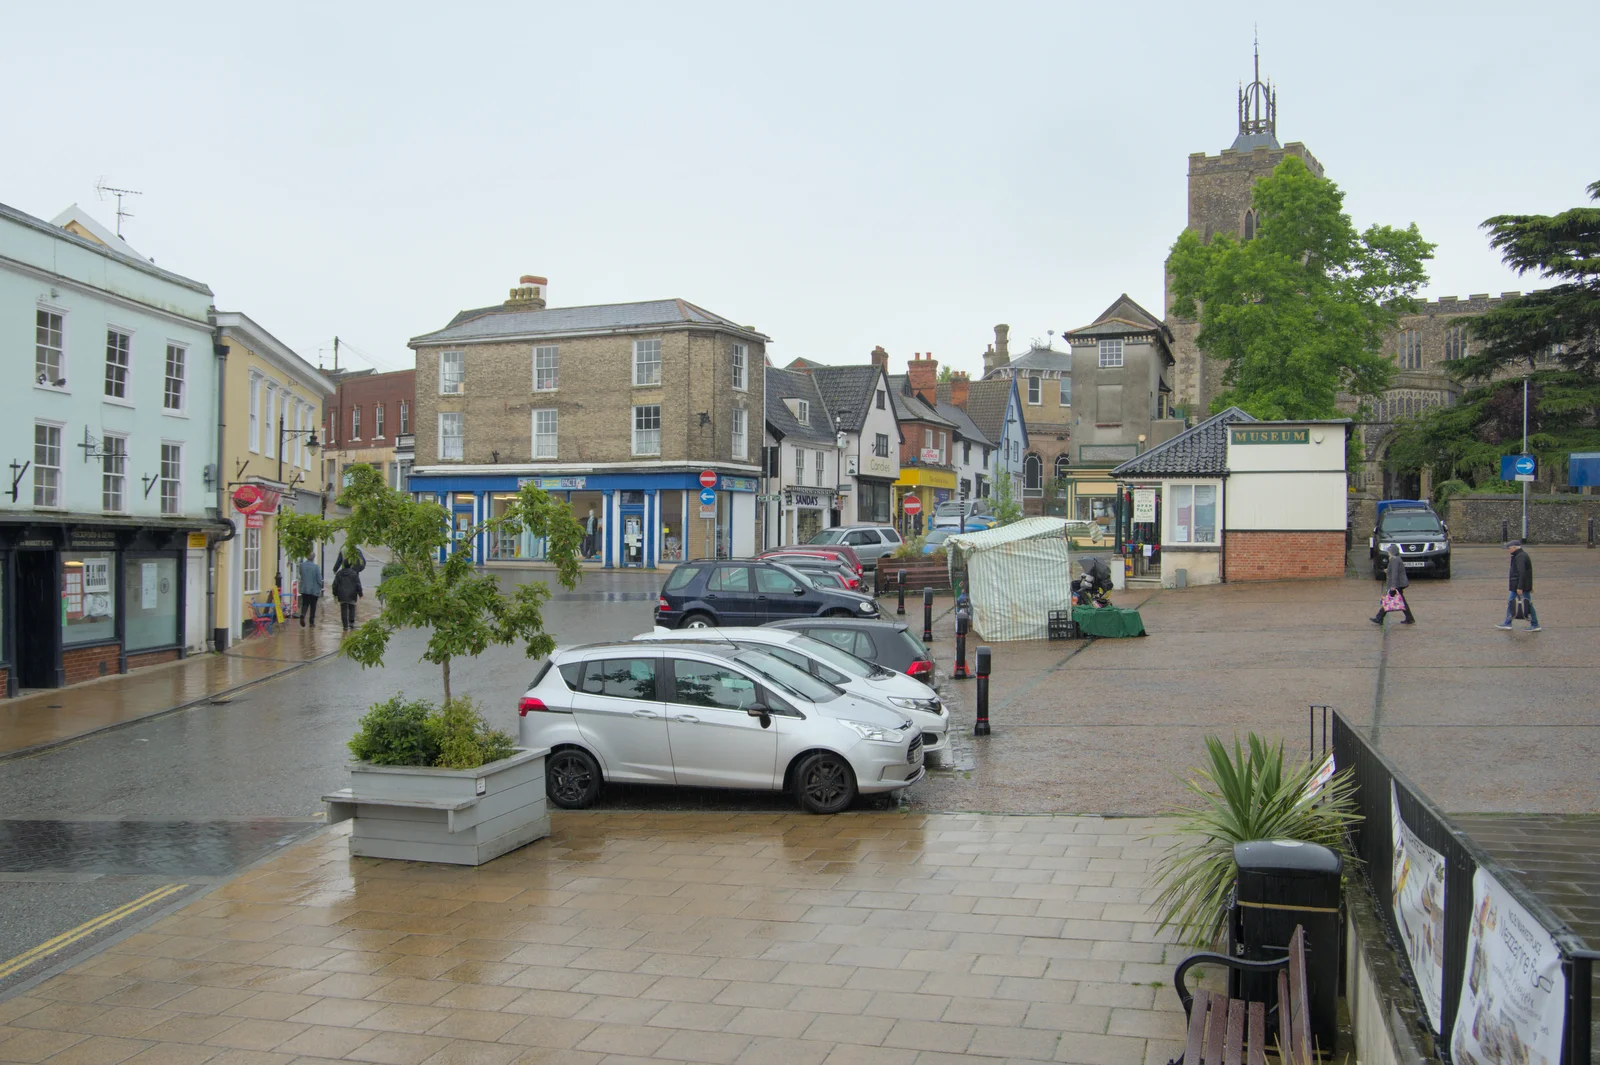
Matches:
[718,476,758,492]
[231,484,281,515]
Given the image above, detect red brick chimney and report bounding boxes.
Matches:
[870,345,889,370]
[907,352,937,404]
[949,371,969,409]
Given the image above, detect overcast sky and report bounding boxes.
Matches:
[5,2,1595,379]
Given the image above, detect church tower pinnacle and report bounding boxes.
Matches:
[1231,33,1279,151]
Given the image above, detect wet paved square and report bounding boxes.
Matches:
[0,811,1189,1065]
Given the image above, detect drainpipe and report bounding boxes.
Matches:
[209,322,229,651]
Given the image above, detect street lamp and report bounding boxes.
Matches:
[275,415,321,589]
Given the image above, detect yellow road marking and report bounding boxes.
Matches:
[0,883,188,981]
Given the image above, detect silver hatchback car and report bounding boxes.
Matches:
[520,642,924,814]
[806,525,904,570]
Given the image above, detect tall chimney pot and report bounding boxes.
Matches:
[505,275,548,309]
[907,352,938,404]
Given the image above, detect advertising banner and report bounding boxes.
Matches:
[1391,784,1447,1032]
[1132,488,1157,523]
[1452,869,1566,1065]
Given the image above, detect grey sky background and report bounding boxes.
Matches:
[5,2,1595,379]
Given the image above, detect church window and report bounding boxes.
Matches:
[1443,325,1468,362]
[1242,209,1258,241]
[1396,330,1422,370]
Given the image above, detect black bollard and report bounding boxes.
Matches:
[922,587,934,643]
[973,646,991,736]
[1502,519,1509,543]
[896,570,907,615]
[1589,517,1595,549]
[952,606,971,680]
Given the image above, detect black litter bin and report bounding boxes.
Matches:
[1231,839,1342,1055]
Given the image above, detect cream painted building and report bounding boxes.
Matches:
[213,313,334,641]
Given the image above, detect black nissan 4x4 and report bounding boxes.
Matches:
[1370,501,1452,579]
[655,559,880,629]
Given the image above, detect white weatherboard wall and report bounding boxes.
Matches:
[1224,424,1348,531]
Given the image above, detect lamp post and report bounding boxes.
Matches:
[274,415,320,590]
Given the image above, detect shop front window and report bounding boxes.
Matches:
[1170,483,1219,544]
[796,509,823,543]
[125,556,180,650]
[856,482,891,524]
[489,493,548,561]
[1073,495,1116,533]
[62,552,117,645]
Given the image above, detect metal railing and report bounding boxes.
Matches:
[1332,709,1596,1063]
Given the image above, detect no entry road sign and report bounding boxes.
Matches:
[699,470,719,489]
[902,495,922,515]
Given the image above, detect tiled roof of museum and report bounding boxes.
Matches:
[412,299,768,345]
[1110,407,1256,478]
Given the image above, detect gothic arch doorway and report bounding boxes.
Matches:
[1374,436,1421,500]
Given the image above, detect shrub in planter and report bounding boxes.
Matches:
[347,695,516,770]
[1150,733,1360,947]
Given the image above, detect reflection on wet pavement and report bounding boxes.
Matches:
[0,819,321,876]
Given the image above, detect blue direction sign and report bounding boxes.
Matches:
[1500,454,1537,482]
[699,487,717,505]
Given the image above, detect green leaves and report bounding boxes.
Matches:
[1168,155,1435,420]
[989,470,1024,526]
[1150,733,1360,947]
[346,694,516,770]
[284,464,586,705]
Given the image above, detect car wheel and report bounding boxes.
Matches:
[545,748,602,809]
[1439,560,1451,579]
[679,612,715,629]
[794,751,858,814]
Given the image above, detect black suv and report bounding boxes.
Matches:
[1370,501,1452,579]
[655,559,881,629]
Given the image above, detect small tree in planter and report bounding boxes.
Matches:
[280,466,586,864]
[989,470,1024,526]
[1150,733,1360,947]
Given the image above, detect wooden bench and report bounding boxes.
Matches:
[1170,925,1313,1065]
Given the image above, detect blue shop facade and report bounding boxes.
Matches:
[408,466,759,568]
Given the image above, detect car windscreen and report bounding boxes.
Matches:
[808,530,846,544]
[732,649,839,703]
[788,634,877,678]
[924,530,951,545]
[1380,512,1444,535]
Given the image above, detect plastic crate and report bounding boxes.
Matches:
[1048,609,1078,640]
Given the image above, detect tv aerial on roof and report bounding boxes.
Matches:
[94,178,142,238]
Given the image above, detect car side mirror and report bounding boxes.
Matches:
[746,705,772,729]
[793,586,806,596]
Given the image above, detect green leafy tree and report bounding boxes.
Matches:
[988,470,1023,526]
[937,364,954,383]
[279,465,585,704]
[1168,155,1435,419]
[1385,180,1600,487]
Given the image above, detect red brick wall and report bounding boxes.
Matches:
[0,667,8,697]
[127,649,181,672]
[62,644,120,686]
[324,368,417,447]
[1225,531,1346,583]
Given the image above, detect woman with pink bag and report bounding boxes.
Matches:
[1371,543,1415,625]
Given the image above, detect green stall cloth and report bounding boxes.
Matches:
[1072,604,1146,637]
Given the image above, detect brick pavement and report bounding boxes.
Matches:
[0,811,1188,1065]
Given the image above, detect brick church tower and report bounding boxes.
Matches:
[1164,45,1324,415]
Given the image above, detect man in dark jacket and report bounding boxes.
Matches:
[332,565,363,632]
[1497,541,1540,631]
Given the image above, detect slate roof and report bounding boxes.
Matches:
[931,384,994,447]
[764,367,835,445]
[886,375,956,429]
[962,379,1020,447]
[0,200,213,295]
[1006,344,1073,375]
[1064,293,1169,341]
[1110,407,1256,479]
[412,298,768,345]
[808,365,886,435]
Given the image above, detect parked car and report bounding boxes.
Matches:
[635,627,949,762]
[765,617,936,685]
[756,544,864,575]
[759,553,862,590]
[920,528,988,554]
[1370,501,1452,579]
[656,559,879,629]
[520,642,924,813]
[931,500,994,531]
[805,526,903,570]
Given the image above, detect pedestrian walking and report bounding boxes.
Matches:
[332,563,363,632]
[1497,540,1541,631]
[296,555,323,627]
[1370,543,1415,625]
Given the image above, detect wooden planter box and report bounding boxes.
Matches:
[323,747,550,866]
[875,559,955,595]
